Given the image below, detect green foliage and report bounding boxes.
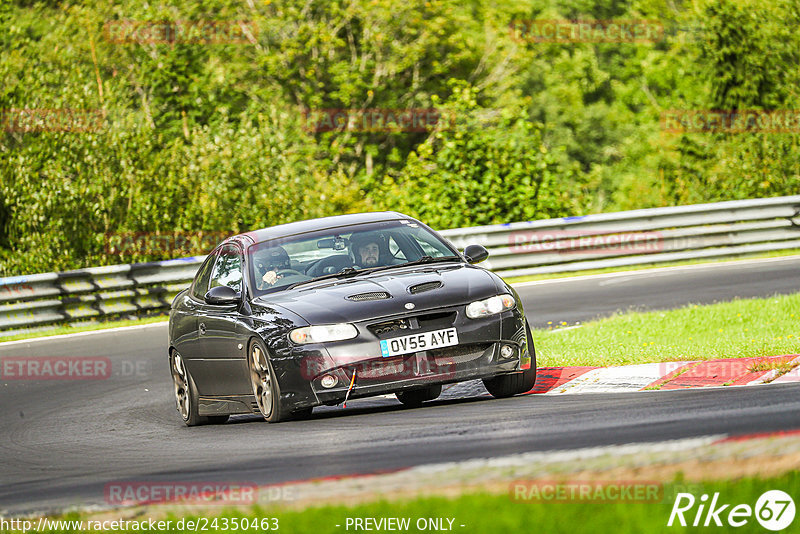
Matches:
[2,0,800,275]
[645,0,800,206]
[374,84,586,228]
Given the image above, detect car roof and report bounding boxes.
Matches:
[223,211,412,247]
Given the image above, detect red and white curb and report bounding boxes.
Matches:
[527,354,800,394]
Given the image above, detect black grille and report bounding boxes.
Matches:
[347,291,391,302]
[430,343,492,365]
[351,357,409,379]
[408,281,443,294]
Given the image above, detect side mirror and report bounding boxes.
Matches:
[463,244,489,264]
[204,285,241,305]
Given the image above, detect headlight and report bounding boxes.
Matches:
[466,294,516,319]
[289,323,358,344]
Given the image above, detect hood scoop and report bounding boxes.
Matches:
[346,291,391,302]
[408,281,443,294]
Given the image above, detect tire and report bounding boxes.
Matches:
[483,322,537,399]
[248,339,286,423]
[171,349,207,426]
[396,384,442,407]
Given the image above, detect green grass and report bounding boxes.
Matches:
[535,292,800,367]
[10,472,800,533]
[503,249,800,284]
[0,315,167,343]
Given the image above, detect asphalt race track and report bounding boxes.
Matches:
[1,256,799,514]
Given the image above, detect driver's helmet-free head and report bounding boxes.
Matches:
[349,232,388,267]
[253,246,291,277]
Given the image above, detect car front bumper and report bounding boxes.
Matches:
[272,305,530,409]
[312,341,524,405]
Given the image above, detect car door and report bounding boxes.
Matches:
[193,243,251,396]
[173,252,217,366]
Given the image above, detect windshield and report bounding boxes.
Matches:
[247,219,460,296]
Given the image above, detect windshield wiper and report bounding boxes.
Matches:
[285,256,462,290]
[399,255,461,268]
[325,255,462,278]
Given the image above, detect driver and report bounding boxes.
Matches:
[350,233,388,268]
[253,246,292,288]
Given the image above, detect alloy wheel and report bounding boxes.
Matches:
[171,351,190,421]
[250,344,273,418]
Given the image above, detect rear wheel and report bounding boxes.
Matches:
[248,340,286,423]
[396,384,442,407]
[483,323,537,398]
[171,350,207,426]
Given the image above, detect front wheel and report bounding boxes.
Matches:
[248,340,286,423]
[396,384,442,407]
[483,323,537,398]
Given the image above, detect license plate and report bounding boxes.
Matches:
[380,328,458,357]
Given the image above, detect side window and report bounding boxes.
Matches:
[190,254,217,300]
[411,232,451,258]
[387,236,407,261]
[209,245,243,293]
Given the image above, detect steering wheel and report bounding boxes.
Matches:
[257,268,309,290]
[306,256,354,278]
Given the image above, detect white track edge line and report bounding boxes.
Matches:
[511,254,800,287]
[0,321,169,347]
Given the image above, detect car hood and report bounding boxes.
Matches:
[253,264,501,324]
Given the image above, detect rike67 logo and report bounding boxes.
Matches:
[668,490,795,531]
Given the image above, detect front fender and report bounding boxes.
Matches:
[244,302,324,410]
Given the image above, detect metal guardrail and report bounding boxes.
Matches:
[441,195,800,277]
[1,196,799,335]
[0,257,205,334]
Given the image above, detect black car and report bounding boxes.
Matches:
[168,212,536,425]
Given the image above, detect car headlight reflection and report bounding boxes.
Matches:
[466,294,516,319]
[290,323,358,344]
